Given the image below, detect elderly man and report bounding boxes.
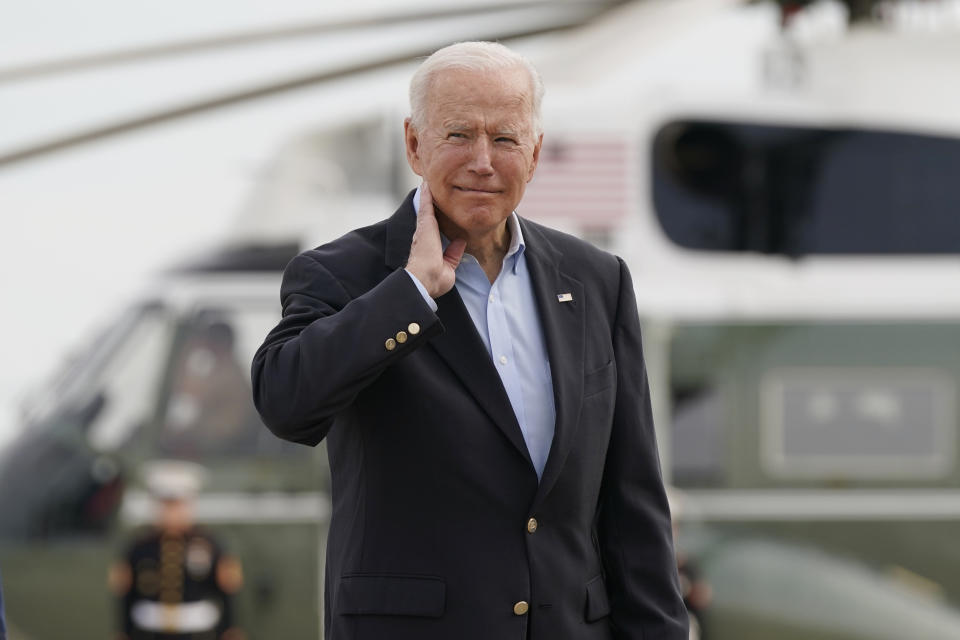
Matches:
[252,41,688,640]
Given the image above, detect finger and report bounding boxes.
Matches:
[409,182,441,269]
[443,238,466,269]
[419,181,435,220]
[413,184,439,246]
[414,182,437,241]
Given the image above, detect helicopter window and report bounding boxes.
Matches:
[85,307,173,451]
[22,303,165,429]
[156,306,301,458]
[668,323,959,487]
[652,121,960,255]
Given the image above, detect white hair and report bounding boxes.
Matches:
[409,41,544,136]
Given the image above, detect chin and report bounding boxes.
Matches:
[453,205,511,230]
[459,195,515,215]
[437,195,506,225]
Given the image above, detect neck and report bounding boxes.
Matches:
[436,210,511,283]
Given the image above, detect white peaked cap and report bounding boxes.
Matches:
[142,459,208,500]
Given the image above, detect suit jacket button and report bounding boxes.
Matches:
[396,330,408,344]
[513,601,529,616]
[526,518,538,534]
[408,322,421,335]
[385,338,397,351]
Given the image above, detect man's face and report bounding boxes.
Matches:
[404,66,542,236]
[158,498,193,533]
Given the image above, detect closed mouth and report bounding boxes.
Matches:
[454,186,500,194]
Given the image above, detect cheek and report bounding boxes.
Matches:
[424,149,464,178]
[501,156,535,186]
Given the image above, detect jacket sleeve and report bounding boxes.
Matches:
[597,257,689,639]
[251,252,442,446]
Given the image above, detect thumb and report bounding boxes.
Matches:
[443,238,466,269]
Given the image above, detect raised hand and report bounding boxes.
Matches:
[406,182,466,298]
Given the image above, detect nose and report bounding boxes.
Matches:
[466,137,494,175]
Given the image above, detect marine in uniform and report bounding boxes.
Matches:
[108,461,245,640]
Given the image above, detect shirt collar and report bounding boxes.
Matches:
[413,186,526,274]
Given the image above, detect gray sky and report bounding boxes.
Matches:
[0,0,416,442]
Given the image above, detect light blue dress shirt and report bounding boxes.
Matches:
[406,188,556,479]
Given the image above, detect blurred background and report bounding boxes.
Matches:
[2,0,960,638]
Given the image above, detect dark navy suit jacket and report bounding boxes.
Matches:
[252,192,688,640]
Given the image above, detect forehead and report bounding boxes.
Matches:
[425,67,534,128]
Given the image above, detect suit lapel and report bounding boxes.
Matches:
[431,292,534,467]
[522,220,586,505]
[384,192,533,468]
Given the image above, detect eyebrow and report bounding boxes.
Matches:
[439,122,528,139]
[445,124,523,135]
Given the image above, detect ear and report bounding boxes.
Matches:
[527,132,544,183]
[404,118,423,176]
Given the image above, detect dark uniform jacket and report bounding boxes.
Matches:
[118,527,235,640]
[252,192,689,640]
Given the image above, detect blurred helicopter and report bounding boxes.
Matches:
[0,3,623,639]
[4,1,960,639]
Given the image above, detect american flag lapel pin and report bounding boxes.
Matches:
[557,293,574,303]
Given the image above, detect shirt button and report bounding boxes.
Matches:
[489,294,495,303]
[513,601,529,616]
[408,322,421,335]
[526,517,538,534]
[385,338,397,351]
[499,355,508,365]
[396,330,408,344]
